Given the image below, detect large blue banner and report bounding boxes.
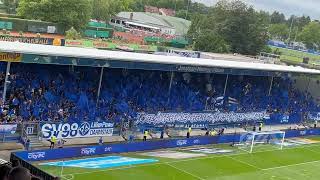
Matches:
[41,121,114,139]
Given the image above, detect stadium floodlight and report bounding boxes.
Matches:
[238,131,286,153]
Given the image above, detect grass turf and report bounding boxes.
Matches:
[269,46,320,65]
[38,142,320,180]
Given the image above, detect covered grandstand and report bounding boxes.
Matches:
[0,41,319,131]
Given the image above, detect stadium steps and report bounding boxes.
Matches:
[28,135,43,149]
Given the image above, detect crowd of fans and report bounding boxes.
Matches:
[0,62,318,124]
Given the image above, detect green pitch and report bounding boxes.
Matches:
[270,46,320,65]
[39,138,320,180]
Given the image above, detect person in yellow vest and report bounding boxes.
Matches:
[210,129,217,136]
[259,123,263,132]
[50,136,57,149]
[143,130,148,141]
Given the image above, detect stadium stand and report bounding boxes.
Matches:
[0,62,319,126]
[0,41,318,153]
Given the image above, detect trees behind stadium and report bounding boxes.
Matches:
[15,0,320,55]
[17,0,93,31]
[187,0,320,55]
[128,0,320,54]
[188,0,270,55]
[16,0,132,31]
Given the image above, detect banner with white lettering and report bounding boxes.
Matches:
[0,124,17,134]
[308,112,320,121]
[136,111,267,125]
[41,122,114,139]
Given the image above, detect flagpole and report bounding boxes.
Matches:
[223,74,229,96]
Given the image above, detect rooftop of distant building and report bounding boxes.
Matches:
[115,12,191,35]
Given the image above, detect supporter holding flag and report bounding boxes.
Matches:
[44,91,56,103]
[215,96,224,107]
[77,92,89,110]
[12,97,20,110]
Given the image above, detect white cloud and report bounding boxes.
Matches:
[193,0,320,20]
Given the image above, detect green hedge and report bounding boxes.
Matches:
[144,36,166,43]
[84,29,110,38]
[96,31,109,38]
[88,22,112,29]
[0,17,65,34]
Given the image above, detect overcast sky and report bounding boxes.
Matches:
[194,0,320,20]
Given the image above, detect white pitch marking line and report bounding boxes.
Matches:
[166,163,205,180]
[226,155,263,170]
[61,174,74,180]
[61,142,320,177]
[262,159,320,171]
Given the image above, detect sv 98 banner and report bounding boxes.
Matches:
[41,121,114,139]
